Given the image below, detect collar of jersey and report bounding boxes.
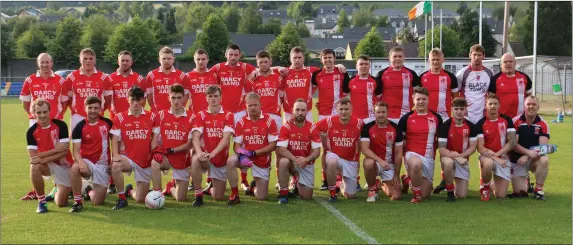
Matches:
[168,108,188,117]
[79,68,98,75]
[35,71,55,78]
[128,109,146,116]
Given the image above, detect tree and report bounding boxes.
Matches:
[81,14,115,58]
[184,2,217,32]
[186,14,231,65]
[455,9,497,57]
[287,2,313,24]
[16,24,48,58]
[9,16,37,40]
[83,5,99,18]
[105,16,159,67]
[297,22,311,38]
[140,2,155,19]
[261,18,282,36]
[146,18,171,45]
[354,27,385,59]
[258,1,278,10]
[418,25,462,57]
[267,23,307,66]
[1,24,16,62]
[395,27,415,44]
[46,1,64,11]
[352,8,375,27]
[129,2,143,18]
[371,16,389,27]
[38,22,58,39]
[165,9,177,35]
[49,16,83,67]
[509,9,527,42]
[337,9,351,33]
[492,6,517,21]
[174,4,189,33]
[523,2,572,56]
[221,2,241,32]
[238,3,262,34]
[369,4,380,13]
[456,2,468,15]
[117,2,131,20]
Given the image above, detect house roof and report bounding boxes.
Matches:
[430,8,460,17]
[509,42,528,57]
[39,14,65,23]
[339,6,358,15]
[20,7,44,17]
[182,33,276,57]
[348,41,358,54]
[260,10,288,19]
[303,38,361,51]
[313,18,337,30]
[317,5,338,16]
[373,9,407,17]
[1,12,13,19]
[384,42,419,57]
[343,27,397,41]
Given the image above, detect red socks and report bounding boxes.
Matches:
[37,194,46,204]
[535,183,544,192]
[231,187,238,196]
[194,187,204,197]
[328,186,337,196]
[118,193,126,200]
[73,193,82,204]
[206,178,212,183]
[445,183,455,192]
[411,185,422,197]
[240,170,248,184]
[279,187,288,197]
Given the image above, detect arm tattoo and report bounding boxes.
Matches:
[438,141,447,149]
[507,131,517,148]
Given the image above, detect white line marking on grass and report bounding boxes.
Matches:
[317,200,380,245]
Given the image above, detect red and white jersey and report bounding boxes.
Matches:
[186,69,219,114]
[20,71,67,119]
[282,66,320,112]
[343,75,383,119]
[311,68,350,116]
[277,120,321,164]
[211,62,256,113]
[398,111,443,159]
[191,108,235,167]
[437,118,478,159]
[456,66,494,123]
[145,67,189,112]
[246,70,283,115]
[64,69,113,117]
[360,120,403,163]
[234,114,278,168]
[488,71,533,118]
[316,115,363,161]
[71,117,113,164]
[109,70,145,119]
[110,110,160,168]
[375,66,421,120]
[476,114,515,153]
[158,109,193,169]
[26,119,73,166]
[419,69,459,119]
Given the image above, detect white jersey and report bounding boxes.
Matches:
[456,66,493,124]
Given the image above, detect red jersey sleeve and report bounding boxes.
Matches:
[310,123,322,149]
[233,120,244,144]
[110,115,122,140]
[181,72,191,95]
[267,117,279,142]
[63,75,73,98]
[151,112,161,134]
[144,71,154,94]
[224,112,235,134]
[309,66,321,73]
[191,112,205,134]
[315,117,328,133]
[244,63,256,75]
[103,74,113,96]
[19,77,32,101]
[277,125,290,147]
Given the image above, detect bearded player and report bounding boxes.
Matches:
[109,86,160,210]
[69,96,113,212]
[316,97,363,202]
[361,101,403,202]
[226,92,278,204]
[436,97,478,202]
[187,49,219,114]
[398,87,443,203]
[27,98,74,213]
[149,84,193,202]
[276,99,321,203]
[190,85,235,206]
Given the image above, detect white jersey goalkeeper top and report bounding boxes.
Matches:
[456,66,494,124]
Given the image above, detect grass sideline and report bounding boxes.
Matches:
[1,97,571,244]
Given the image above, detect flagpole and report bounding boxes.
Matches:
[479,1,483,45]
[440,9,442,50]
[431,1,434,49]
[532,0,538,95]
[425,13,427,70]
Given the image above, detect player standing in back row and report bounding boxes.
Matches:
[187,49,219,115]
[456,44,494,124]
[488,53,532,119]
[419,48,459,120]
[145,46,190,113]
[343,55,382,124]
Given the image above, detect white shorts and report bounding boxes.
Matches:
[203,162,227,181]
[45,163,71,187]
[511,161,531,178]
[269,113,282,129]
[284,112,313,124]
[29,119,37,128]
[295,164,315,188]
[376,162,395,182]
[124,155,152,183]
[362,117,376,124]
[252,164,270,181]
[453,159,470,180]
[234,110,247,125]
[480,155,511,181]
[326,151,358,195]
[70,114,85,132]
[405,152,435,183]
[83,158,109,186]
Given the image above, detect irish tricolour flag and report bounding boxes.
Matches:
[408,1,431,20]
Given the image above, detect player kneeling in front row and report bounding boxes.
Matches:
[476,94,516,201]
[317,97,363,202]
[190,85,235,206]
[276,99,321,203]
[27,98,74,213]
[509,95,550,200]
[151,84,193,203]
[436,97,478,202]
[226,92,278,204]
[69,97,113,212]
[110,86,160,210]
[361,101,403,202]
[398,87,443,203]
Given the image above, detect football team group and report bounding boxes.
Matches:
[19,42,551,214]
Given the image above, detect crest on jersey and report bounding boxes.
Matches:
[253,128,258,134]
[367,82,374,90]
[99,125,108,138]
[123,82,128,88]
[386,132,394,143]
[42,83,49,90]
[334,75,340,82]
[534,126,540,135]
[265,80,270,87]
[86,81,92,87]
[476,75,481,80]
[517,78,524,85]
[498,123,506,133]
[439,76,447,84]
[199,77,205,83]
[295,74,299,79]
[402,73,410,81]
[342,130,348,137]
[463,129,469,139]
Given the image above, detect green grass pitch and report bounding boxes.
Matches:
[1,97,571,244]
